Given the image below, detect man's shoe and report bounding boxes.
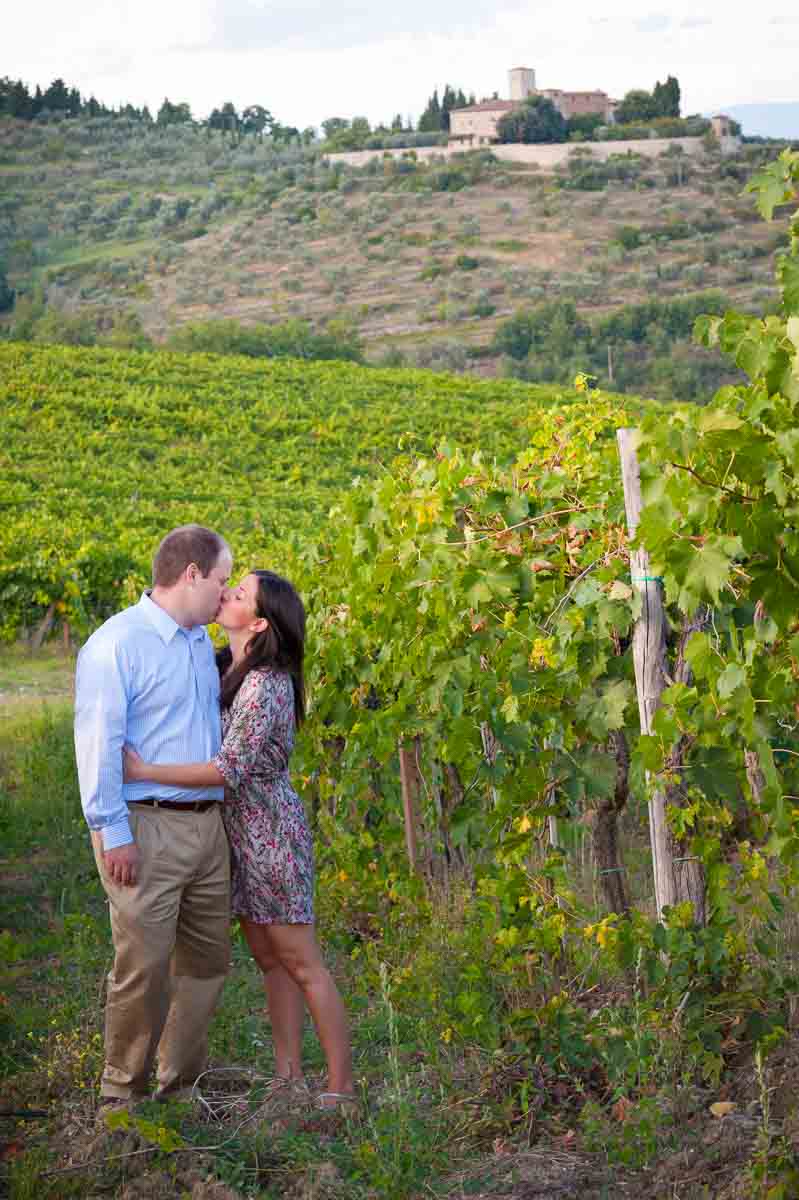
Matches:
[153,1083,195,1103]
[95,1096,140,1128]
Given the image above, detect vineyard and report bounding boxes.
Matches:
[0,346,562,640]
[3,149,799,1197]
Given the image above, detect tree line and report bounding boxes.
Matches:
[0,75,304,141]
[614,75,681,124]
[494,291,741,401]
[0,76,148,122]
[417,85,476,132]
[1,71,692,152]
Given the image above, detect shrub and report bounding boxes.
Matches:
[566,113,605,140]
[615,225,642,250]
[493,299,589,360]
[0,267,14,312]
[459,215,481,239]
[374,346,407,367]
[557,152,648,191]
[420,259,448,281]
[412,339,469,372]
[166,316,363,363]
[598,116,710,141]
[596,290,727,344]
[497,96,567,144]
[471,291,496,318]
[9,303,153,350]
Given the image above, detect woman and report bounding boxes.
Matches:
[124,569,354,1110]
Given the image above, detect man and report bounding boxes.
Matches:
[74,524,233,1110]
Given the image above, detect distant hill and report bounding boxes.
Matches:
[721,103,799,139]
[0,113,789,401]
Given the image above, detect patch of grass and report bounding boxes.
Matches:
[1,670,795,1198]
[0,697,458,1198]
[41,237,160,281]
[399,231,428,247]
[0,644,74,708]
[491,239,529,253]
[0,700,79,853]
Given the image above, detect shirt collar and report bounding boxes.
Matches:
[138,592,208,645]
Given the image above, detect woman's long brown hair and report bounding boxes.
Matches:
[216,570,306,725]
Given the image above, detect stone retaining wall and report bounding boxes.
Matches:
[326,135,741,170]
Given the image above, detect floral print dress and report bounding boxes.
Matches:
[212,666,314,924]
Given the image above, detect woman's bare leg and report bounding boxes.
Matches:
[262,965,305,1081]
[240,923,305,1081]
[240,920,353,1097]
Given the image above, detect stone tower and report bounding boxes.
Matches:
[508,67,536,101]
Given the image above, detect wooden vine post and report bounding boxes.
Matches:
[398,739,422,875]
[617,430,707,925]
[616,429,673,922]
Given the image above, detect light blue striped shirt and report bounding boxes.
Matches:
[74,592,223,851]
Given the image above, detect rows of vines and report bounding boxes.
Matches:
[0,348,555,640]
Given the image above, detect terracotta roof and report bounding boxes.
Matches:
[452,100,518,113]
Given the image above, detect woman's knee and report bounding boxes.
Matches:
[280,953,330,992]
[240,921,277,972]
[246,925,326,989]
[250,943,280,975]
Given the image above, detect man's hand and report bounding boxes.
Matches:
[123,745,148,782]
[103,842,141,887]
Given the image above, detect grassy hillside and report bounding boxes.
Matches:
[0,340,589,639]
[0,115,791,398]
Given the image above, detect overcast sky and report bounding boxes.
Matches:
[6,0,798,129]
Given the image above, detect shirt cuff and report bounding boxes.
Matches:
[101,817,134,851]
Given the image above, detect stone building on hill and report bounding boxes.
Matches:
[450,67,619,146]
[710,114,736,138]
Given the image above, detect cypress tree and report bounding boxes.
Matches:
[418,88,441,132]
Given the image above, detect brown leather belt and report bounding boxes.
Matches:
[129,798,218,812]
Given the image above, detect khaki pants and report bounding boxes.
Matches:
[92,804,230,1100]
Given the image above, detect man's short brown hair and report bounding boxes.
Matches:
[152,525,229,588]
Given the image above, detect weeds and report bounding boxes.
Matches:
[2,654,799,1196]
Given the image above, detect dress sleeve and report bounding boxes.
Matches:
[213,670,293,792]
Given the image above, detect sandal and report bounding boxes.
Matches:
[259,1077,310,1110]
[263,1075,307,1094]
[315,1091,360,1112]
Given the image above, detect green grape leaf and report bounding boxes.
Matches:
[778,255,799,316]
[679,538,741,609]
[716,663,746,699]
[684,631,713,677]
[787,316,799,351]
[747,155,796,220]
[697,409,742,435]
